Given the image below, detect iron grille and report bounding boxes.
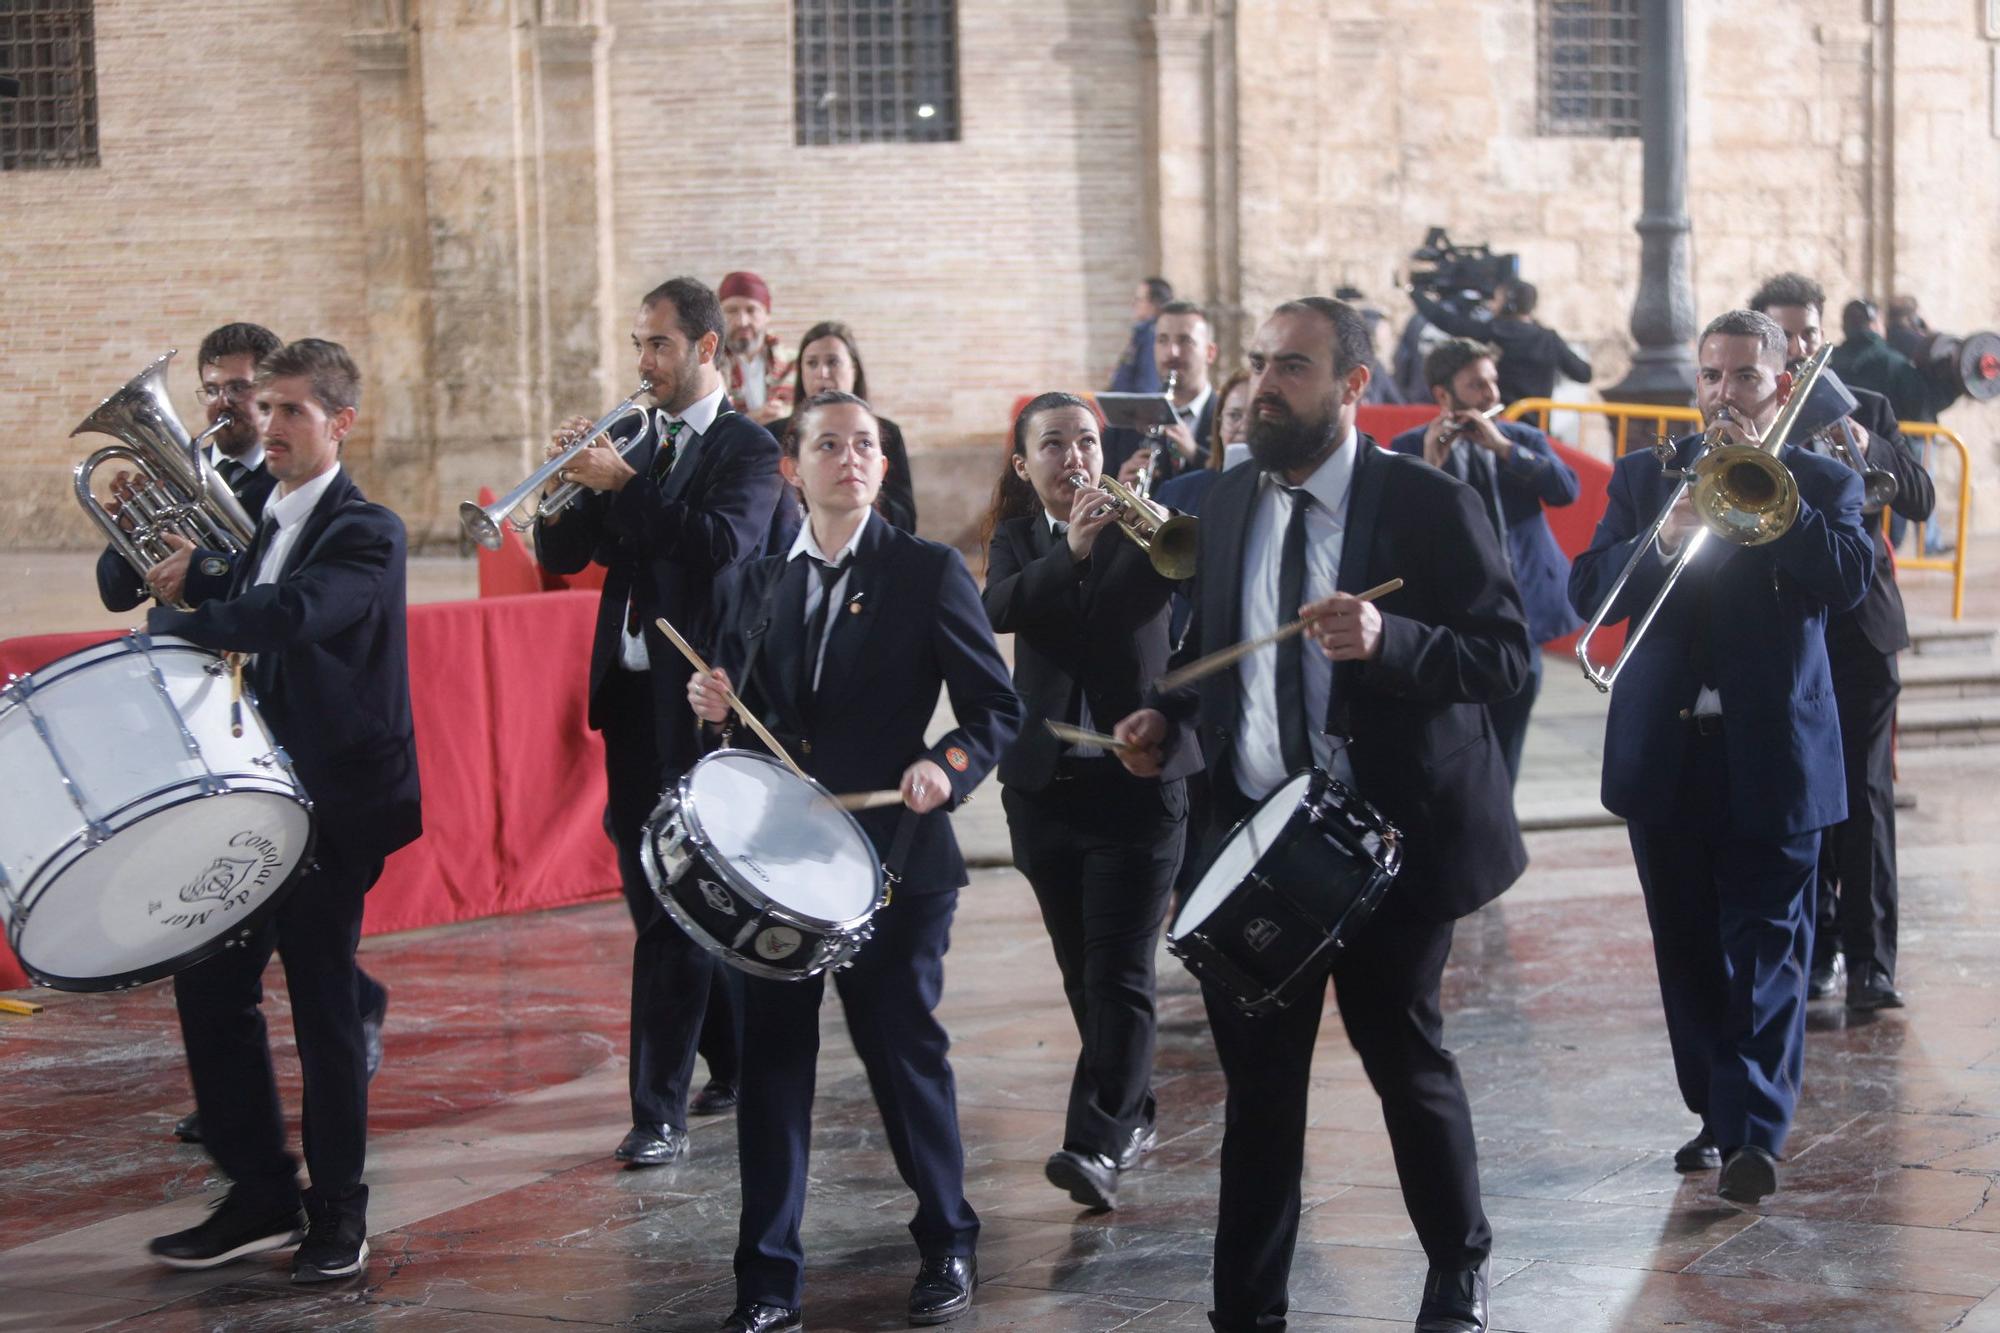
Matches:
[0,0,99,171]
[794,0,958,146]
[1538,0,1640,139]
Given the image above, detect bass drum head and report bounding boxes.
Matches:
[1172,771,1314,939]
[14,789,313,992]
[684,751,880,927]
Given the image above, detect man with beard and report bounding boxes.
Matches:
[1114,298,1531,1333]
[718,270,794,428]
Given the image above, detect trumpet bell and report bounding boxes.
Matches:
[459,500,507,552]
[1147,513,1198,580]
[1692,444,1798,547]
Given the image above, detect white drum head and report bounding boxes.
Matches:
[1172,771,1314,938]
[686,752,880,925]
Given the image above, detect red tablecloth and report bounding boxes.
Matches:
[0,592,619,990]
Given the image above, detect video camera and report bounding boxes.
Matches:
[1408,228,1521,306]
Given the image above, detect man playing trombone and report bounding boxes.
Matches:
[1567,309,1874,1206]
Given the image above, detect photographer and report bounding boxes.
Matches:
[1410,279,1593,407]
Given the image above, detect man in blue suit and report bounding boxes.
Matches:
[1391,337,1582,783]
[1568,309,1874,1206]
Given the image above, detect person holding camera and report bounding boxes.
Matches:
[1410,279,1593,407]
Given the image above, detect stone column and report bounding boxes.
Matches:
[1605,0,1697,413]
[1138,0,1217,305]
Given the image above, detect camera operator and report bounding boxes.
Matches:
[1409,278,1594,407]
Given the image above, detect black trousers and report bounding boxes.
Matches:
[735,886,978,1309]
[1486,644,1542,787]
[173,839,382,1223]
[1201,787,1488,1333]
[600,666,742,1129]
[1813,641,1900,980]
[1003,768,1184,1160]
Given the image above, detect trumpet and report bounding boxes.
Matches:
[1810,418,1899,512]
[72,350,256,608]
[1065,472,1198,579]
[1573,345,1832,693]
[459,380,655,550]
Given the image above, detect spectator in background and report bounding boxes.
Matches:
[1109,276,1174,394]
[1884,294,1932,366]
[1336,286,1410,405]
[718,271,794,428]
[1409,278,1594,406]
[1829,299,1931,425]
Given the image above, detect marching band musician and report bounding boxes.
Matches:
[142,339,421,1283]
[1567,309,1873,1206]
[1114,298,1531,1333]
[535,277,783,1164]
[687,389,1022,1332]
[980,391,1197,1211]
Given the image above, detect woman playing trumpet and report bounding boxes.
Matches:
[979,391,1199,1212]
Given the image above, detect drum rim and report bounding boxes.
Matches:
[0,633,220,716]
[1169,768,1317,941]
[672,747,885,930]
[656,887,862,982]
[8,786,317,993]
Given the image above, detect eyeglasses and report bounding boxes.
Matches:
[197,380,256,404]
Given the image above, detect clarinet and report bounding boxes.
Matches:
[1136,369,1180,501]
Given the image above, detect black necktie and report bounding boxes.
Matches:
[649,416,685,484]
[1275,487,1314,774]
[216,457,246,491]
[799,558,847,702]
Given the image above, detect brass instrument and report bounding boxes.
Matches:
[1065,472,1198,579]
[72,350,256,608]
[459,379,655,550]
[1573,345,1832,693]
[1810,418,1898,512]
[1135,368,1181,501]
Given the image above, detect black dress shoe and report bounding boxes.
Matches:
[291,1196,369,1283]
[1808,953,1846,1001]
[719,1302,801,1332]
[361,986,389,1081]
[148,1191,305,1270]
[691,1080,740,1116]
[1674,1126,1721,1172]
[1044,1148,1118,1212]
[1115,1124,1159,1171]
[908,1254,975,1325]
[173,1110,203,1144]
[1847,965,1905,1012]
[1718,1146,1779,1206]
[614,1123,688,1167]
[1415,1256,1490,1332]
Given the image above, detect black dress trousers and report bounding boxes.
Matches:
[1813,626,1900,980]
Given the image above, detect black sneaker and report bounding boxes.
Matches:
[291,1199,369,1283]
[147,1192,305,1270]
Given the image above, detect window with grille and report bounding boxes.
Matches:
[0,0,99,171]
[1538,0,1640,139]
[794,0,958,147]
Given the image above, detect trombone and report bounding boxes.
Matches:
[459,380,654,550]
[1573,345,1832,693]
[1065,472,1198,579]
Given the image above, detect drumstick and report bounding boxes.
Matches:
[227,652,246,739]
[1153,577,1404,694]
[654,616,809,780]
[0,998,44,1017]
[835,789,907,812]
[1043,720,1132,753]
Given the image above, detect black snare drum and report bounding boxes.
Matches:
[1167,769,1401,1015]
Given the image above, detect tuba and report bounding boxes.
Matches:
[72,351,256,607]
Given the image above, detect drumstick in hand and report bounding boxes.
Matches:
[654,616,809,780]
[834,789,908,812]
[227,652,246,738]
[1043,720,1132,753]
[1153,578,1403,693]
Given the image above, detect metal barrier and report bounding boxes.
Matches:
[1501,398,1703,457]
[1890,422,1972,620]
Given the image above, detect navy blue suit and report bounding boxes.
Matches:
[147,468,420,1225]
[536,398,782,1131]
[1568,435,1872,1156]
[703,516,1022,1309]
[1389,418,1582,782]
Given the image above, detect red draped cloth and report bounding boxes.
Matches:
[0,592,619,991]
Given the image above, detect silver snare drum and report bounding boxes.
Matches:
[0,633,315,991]
[642,749,885,980]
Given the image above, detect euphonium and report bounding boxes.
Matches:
[1065,472,1198,580]
[71,350,255,607]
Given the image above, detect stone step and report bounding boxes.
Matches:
[1898,653,2000,701]
[1896,695,2000,749]
[1905,617,1997,658]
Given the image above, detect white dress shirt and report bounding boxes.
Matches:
[734,351,769,411]
[787,509,871,690]
[1233,430,1359,801]
[619,384,729,671]
[254,463,342,587]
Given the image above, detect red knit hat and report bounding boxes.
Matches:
[718,271,772,311]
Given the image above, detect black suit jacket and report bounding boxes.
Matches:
[96,455,279,612]
[1835,386,1935,656]
[704,518,1024,894]
[1102,392,1217,483]
[984,513,1200,790]
[536,400,782,778]
[146,470,422,864]
[1157,439,1532,920]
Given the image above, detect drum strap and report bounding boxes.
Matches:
[880,807,923,903]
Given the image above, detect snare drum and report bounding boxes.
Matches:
[0,633,314,992]
[643,749,885,981]
[1167,770,1401,1016]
